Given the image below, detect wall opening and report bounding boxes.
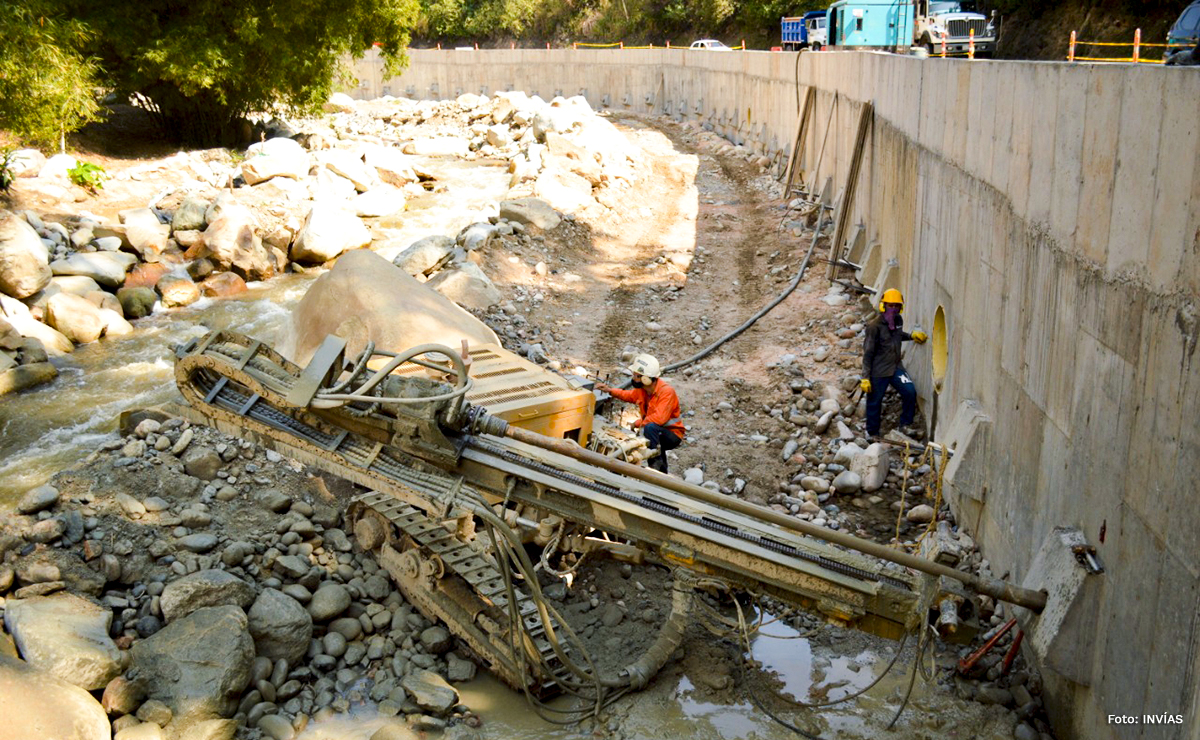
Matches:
[932,304,948,393]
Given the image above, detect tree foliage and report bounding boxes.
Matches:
[0,0,100,148]
[63,0,420,145]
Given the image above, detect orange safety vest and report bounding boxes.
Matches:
[608,380,686,438]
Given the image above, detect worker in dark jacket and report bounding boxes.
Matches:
[860,288,927,438]
[597,354,686,474]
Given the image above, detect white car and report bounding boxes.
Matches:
[690,39,733,50]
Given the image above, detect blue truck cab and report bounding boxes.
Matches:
[781,10,829,51]
[827,0,915,51]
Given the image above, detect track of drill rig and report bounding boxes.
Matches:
[174,330,1046,699]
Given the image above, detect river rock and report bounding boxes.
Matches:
[800,476,830,493]
[161,570,255,623]
[0,654,110,740]
[0,210,52,299]
[17,484,59,514]
[172,196,210,232]
[178,533,219,553]
[0,361,56,395]
[833,443,864,467]
[457,222,496,251]
[425,261,501,310]
[351,185,406,218]
[242,138,312,185]
[119,208,169,261]
[419,626,453,654]
[832,470,862,494]
[318,149,377,192]
[401,669,459,714]
[850,442,890,493]
[115,723,166,740]
[393,235,455,277]
[364,146,418,187]
[131,606,255,732]
[199,271,248,298]
[3,592,122,689]
[183,448,223,480]
[291,204,372,264]
[157,274,201,308]
[906,504,935,524]
[682,468,704,485]
[404,137,470,157]
[50,252,137,288]
[307,583,351,622]
[102,675,148,715]
[199,204,277,281]
[257,714,296,740]
[814,410,835,434]
[248,589,313,664]
[117,286,158,319]
[46,292,107,344]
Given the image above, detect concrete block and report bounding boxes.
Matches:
[1015,527,1102,687]
[1148,70,1200,293]
[1049,66,1086,252]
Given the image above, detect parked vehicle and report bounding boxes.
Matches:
[1165,1,1200,62]
[690,39,733,50]
[825,0,996,56]
[781,10,827,51]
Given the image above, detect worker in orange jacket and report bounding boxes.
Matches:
[596,354,686,474]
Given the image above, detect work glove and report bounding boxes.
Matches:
[911,330,928,344]
[859,378,872,393]
[632,420,645,429]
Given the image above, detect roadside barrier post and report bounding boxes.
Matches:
[1133,28,1141,64]
[969,29,975,59]
[941,36,947,57]
[1068,31,1076,62]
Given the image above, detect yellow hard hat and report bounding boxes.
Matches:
[879,288,904,313]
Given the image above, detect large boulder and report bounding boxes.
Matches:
[0,210,52,298]
[0,294,73,355]
[289,204,372,264]
[119,208,170,262]
[246,589,312,665]
[3,593,122,689]
[199,204,277,281]
[0,655,110,740]
[50,252,137,288]
[281,250,498,366]
[161,570,255,623]
[130,606,255,733]
[46,292,107,344]
[392,235,454,277]
[499,198,561,232]
[241,138,312,186]
[199,272,247,298]
[425,262,502,310]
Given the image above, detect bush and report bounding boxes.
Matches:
[67,161,107,191]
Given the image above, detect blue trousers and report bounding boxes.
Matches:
[866,367,916,436]
[642,423,682,473]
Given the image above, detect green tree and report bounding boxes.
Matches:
[0,0,100,148]
[66,0,420,145]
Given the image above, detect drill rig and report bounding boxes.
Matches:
[173,330,1046,705]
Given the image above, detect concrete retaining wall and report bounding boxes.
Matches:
[354,49,1200,740]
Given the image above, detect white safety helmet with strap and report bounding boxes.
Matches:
[626,354,661,384]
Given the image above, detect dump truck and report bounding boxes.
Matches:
[826,0,996,56]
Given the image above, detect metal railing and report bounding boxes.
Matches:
[1066,28,1192,64]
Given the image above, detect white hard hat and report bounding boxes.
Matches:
[626,353,661,379]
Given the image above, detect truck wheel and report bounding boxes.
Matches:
[812,42,822,51]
